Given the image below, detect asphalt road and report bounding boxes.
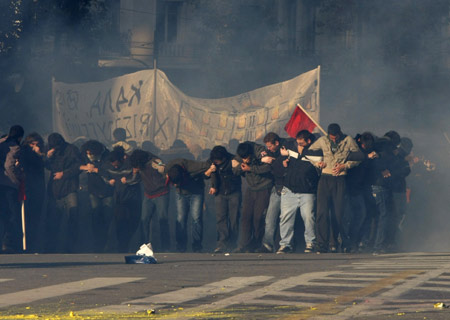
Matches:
[1,252,450,319]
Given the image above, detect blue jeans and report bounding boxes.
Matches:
[372,185,392,251]
[262,187,281,249]
[175,192,204,252]
[140,193,170,250]
[279,187,316,248]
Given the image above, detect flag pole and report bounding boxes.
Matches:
[296,103,327,136]
[21,200,26,251]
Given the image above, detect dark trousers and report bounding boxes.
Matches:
[112,197,141,253]
[215,192,241,250]
[0,185,22,252]
[238,188,271,251]
[89,194,114,252]
[46,192,78,253]
[316,175,349,251]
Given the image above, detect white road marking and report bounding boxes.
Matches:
[0,277,144,308]
[329,261,450,319]
[0,279,13,283]
[85,276,273,313]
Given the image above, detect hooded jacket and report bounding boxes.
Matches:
[233,142,273,191]
[45,134,81,199]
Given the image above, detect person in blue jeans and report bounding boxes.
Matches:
[260,132,295,253]
[166,157,215,252]
[130,149,171,252]
[278,130,319,253]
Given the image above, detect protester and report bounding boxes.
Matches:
[111,128,134,154]
[259,132,293,253]
[209,146,242,253]
[20,132,46,252]
[130,149,171,252]
[278,130,319,253]
[101,146,141,252]
[0,125,25,253]
[80,140,114,252]
[44,132,82,253]
[232,141,273,253]
[386,136,412,252]
[308,123,362,253]
[166,157,214,252]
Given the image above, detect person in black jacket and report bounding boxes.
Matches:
[166,157,214,252]
[386,136,412,251]
[80,140,114,252]
[44,133,81,253]
[278,130,319,253]
[0,125,24,253]
[130,149,171,252]
[20,132,46,253]
[209,146,242,253]
[367,135,396,254]
[260,132,295,253]
[100,147,140,253]
[232,142,273,253]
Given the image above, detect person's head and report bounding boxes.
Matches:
[130,149,150,170]
[210,146,228,166]
[48,133,66,150]
[167,164,184,186]
[23,132,44,150]
[295,130,315,148]
[327,123,342,143]
[384,130,401,149]
[8,125,24,143]
[228,139,239,153]
[263,132,281,153]
[359,132,375,151]
[171,139,187,149]
[141,140,160,155]
[236,142,253,164]
[109,146,125,168]
[82,140,104,161]
[112,128,127,142]
[398,137,413,157]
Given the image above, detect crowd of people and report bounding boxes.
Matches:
[0,123,428,255]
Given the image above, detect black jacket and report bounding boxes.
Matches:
[45,143,81,199]
[210,152,242,196]
[83,149,114,198]
[140,153,169,197]
[166,158,211,195]
[233,142,273,191]
[99,158,140,204]
[283,148,319,194]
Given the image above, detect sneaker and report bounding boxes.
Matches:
[304,243,314,253]
[330,246,337,253]
[276,245,292,254]
[213,247,225,254]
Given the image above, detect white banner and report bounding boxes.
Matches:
[53,67,320,150]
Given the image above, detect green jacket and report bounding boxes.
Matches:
[309,135,362,176]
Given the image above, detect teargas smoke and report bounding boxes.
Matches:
[0,0,449,252]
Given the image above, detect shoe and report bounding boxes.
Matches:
[330,246,337,253]
[304,243,314,253]
[213,247,225,254]
[276,245,292,254]
[256,243,273,253]
[372,249,386,256]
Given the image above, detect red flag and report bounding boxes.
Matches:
[284,105,317,138]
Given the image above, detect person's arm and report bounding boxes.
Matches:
[344,137,363,170]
